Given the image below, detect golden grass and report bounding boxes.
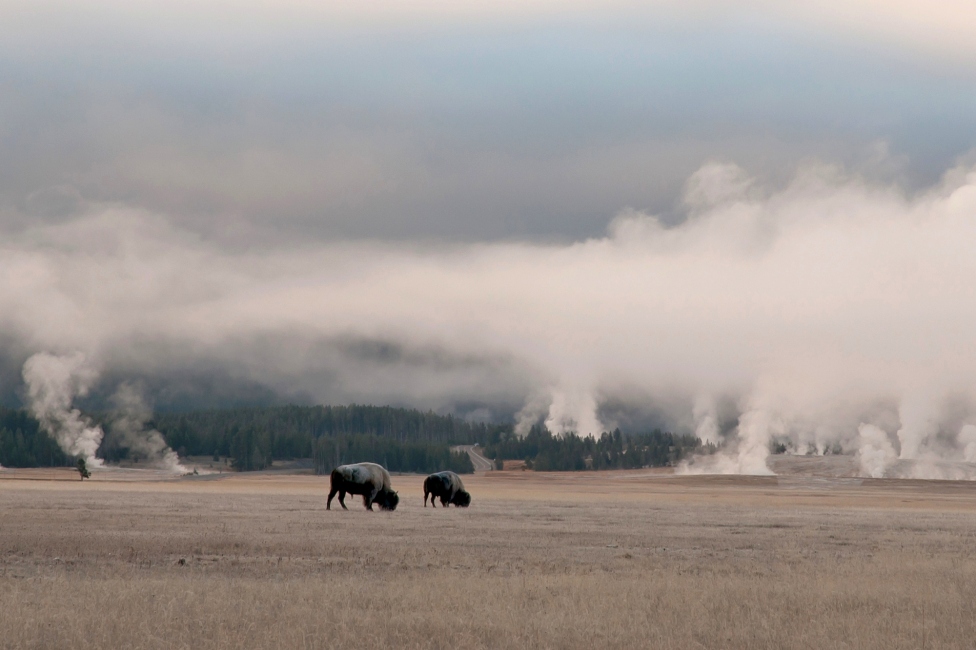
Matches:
[2,468,976,649]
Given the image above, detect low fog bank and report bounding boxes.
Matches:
[4,160,976,478]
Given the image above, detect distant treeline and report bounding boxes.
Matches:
[1,403,702,474]
[311,435,472,475]
[152,405,490,472]
[0,408,72,468]
[482,425,702,471]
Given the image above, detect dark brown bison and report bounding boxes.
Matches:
[327,462,399,511]
[423,471,471,508]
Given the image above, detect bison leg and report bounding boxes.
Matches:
[337,490,348,510]
[327,488,337,510]
[424,489,429,507]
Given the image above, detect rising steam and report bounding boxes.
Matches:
[21,352,186,472]
[22,352,104,467]
[7,159,976,479]
[106,383,187,473]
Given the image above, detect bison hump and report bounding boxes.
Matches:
[336,463,392,491]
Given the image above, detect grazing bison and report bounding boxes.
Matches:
[327,463,399,511]
[424,471,471,508]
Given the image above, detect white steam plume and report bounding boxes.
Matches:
[856,423,897,479]
[514,392,550,437]
[7,160,976,478]
[21,353,187,472]
[692,395,721,446]
[107,383,187,473]
[544,386,603,437]
[22,352,104,467]
[959,425,976,463]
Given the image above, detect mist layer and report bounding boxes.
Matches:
[3,161,976,476]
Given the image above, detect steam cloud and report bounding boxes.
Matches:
[106,383,187,473]
[22,352,104,467]
[6,159,976,478]
[21,352,186,472]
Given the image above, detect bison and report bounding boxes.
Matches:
[327,462,400,511]
[423,471,471,508]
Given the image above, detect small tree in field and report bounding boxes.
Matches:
[76,458,91,480]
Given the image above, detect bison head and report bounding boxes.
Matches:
[453,490,471,507]
[377,490,399,511]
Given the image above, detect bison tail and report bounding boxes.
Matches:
[330,469,347,493]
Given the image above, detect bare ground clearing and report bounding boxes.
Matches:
[2,466,976,649]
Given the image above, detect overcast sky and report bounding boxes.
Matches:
[3,0,975,241]
[3,1,976,475]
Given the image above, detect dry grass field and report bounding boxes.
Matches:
[3,464,976,649]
